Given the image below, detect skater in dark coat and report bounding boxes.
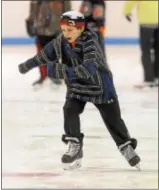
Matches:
[19,11,140,170]
[26,0,71,85]
[80,0,106,58]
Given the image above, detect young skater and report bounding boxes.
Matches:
[19,11,141,170]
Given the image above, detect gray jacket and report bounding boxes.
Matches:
[29,0,71,36]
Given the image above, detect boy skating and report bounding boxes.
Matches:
[18,11,141,170]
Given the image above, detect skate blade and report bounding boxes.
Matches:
[63,159,82,170]
[135,163,141,171]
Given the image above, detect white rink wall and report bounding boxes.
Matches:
[2,1,139,45]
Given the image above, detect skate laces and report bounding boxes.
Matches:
[65,142,81,157]
[121,145,137,161]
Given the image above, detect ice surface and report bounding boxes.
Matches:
[2,46,158,188]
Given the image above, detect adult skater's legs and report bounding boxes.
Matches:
[32,37,47,86]
[153,27,159,81]
[97,31,106,60]
[139,26,155,83]
[62,99,86,170]
[33,34,61,86]
[95,99,140,168]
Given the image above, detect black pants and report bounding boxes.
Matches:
[152,27,159,79]
[63,98,131,147]
[139,26,159,82]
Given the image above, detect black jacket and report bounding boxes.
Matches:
[80,0,106,32]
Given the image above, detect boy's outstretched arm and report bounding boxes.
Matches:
[18,39,59,74]
[19,36,104,82]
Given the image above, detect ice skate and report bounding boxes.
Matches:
[62,140,83,170]
[135,163,141,171]
[62,156,82,170]
[119,141,141,170]
[134,81,158,89]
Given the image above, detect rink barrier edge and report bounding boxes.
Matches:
[2,37,139,45]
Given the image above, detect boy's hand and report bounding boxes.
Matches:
[18,63,30,74]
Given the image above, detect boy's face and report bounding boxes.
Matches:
[61,25,83,43]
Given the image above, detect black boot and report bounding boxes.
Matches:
[119,140,141,170]
[61,136,83,170]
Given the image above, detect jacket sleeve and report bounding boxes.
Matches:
[20,36,105,81]
[66,38,102,80]
[47,38,101,81]
[123,1,137,15]
[19,36,69,80]
[46,40,95,81]
[20,39,60,71]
